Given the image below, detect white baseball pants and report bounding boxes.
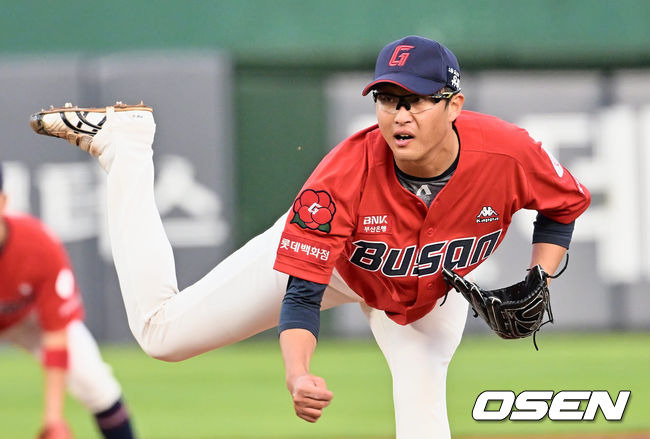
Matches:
[96,109,468,439]
[0,318,123,413]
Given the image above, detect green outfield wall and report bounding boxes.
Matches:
[3,0,649,67]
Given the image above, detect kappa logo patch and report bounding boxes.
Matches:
[357,214,393,234]
[476,206,499,223]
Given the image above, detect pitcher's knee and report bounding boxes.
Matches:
[139,341,184,362]
[129,324,189,362]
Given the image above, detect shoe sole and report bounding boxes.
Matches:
[30,102,153,137]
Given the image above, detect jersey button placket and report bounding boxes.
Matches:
[418,225,438,293]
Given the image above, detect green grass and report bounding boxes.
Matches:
[447,332,650,437]
[1,332,648,439]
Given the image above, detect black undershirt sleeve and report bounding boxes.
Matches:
[278,276,326,340]
[532,213,575,249]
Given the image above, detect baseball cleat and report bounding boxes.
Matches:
[30,101,152,155]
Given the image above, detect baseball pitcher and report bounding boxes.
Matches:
[30,36,590,438]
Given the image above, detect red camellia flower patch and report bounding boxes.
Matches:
[291,189,336,233]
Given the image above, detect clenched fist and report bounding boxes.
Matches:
[288,374,333,423]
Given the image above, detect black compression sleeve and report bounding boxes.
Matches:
[532,213,575,249]
[278,276,326,340]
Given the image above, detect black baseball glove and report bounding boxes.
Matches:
[442,256,568,349]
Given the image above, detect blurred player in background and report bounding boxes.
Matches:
[0,164,136,439]
[30,35,590,438]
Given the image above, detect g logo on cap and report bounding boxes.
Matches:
[388,45,414,67]
[362,36,461,96]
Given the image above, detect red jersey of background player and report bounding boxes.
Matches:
[0,213,84,331]
[274,110,591,324]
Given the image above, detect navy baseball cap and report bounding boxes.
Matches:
[362,35,461,96]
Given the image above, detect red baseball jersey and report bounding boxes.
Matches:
[274,110,591,325]
[0,214,84,332]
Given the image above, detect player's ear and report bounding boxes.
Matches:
[0,193,7,214]
[447,92,464,122]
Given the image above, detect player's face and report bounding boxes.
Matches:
[375,84,464,177]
